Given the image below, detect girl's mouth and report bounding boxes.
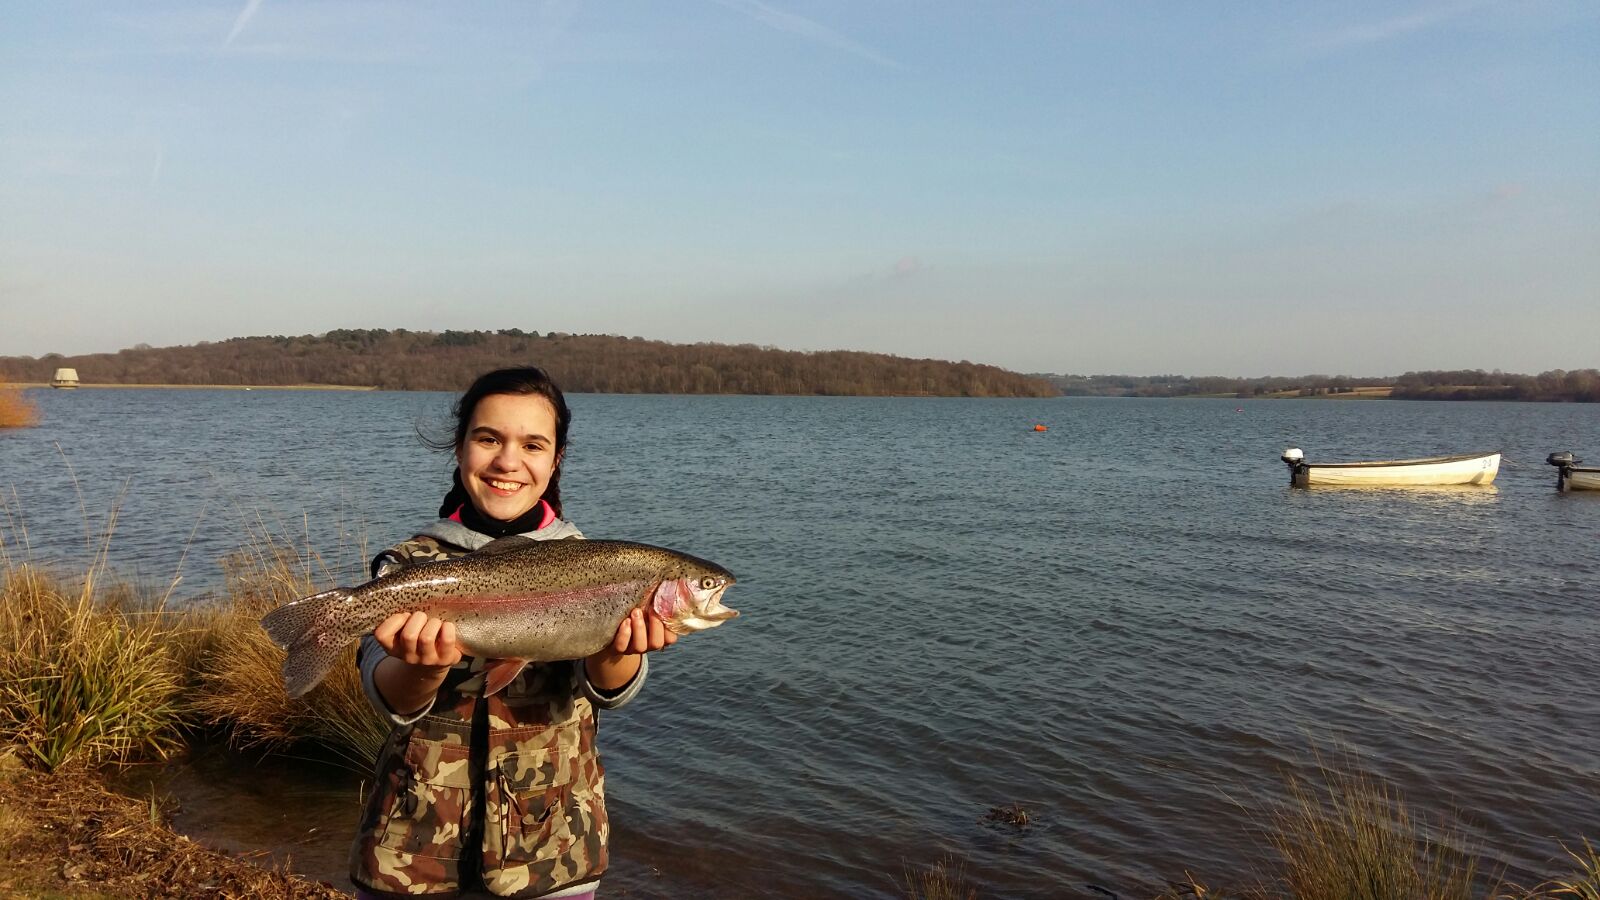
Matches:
[486,478,524,494]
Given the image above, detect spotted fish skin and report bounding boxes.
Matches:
[260,536,737,698]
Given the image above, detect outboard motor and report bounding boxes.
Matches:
[1281,447,1309,488]
[1547,451,1581,492]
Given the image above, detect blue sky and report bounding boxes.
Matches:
[2,1,1596,376]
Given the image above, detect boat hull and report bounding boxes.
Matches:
[1561,468,1600,492]
[1291,452,1500,488]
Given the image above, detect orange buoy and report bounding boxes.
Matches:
[1032,424,1048,432]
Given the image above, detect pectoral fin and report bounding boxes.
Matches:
[482,657,529,696]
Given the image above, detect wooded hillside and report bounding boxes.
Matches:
[0,329,1060,398]
[1041,369,1600,401]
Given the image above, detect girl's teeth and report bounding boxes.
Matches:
[489,480,521,491]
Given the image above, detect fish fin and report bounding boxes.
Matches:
[473,536,539,557]
[260,588,349,649]
[482,658,529,697]
[281,630,353,699]
[261,587,369,698]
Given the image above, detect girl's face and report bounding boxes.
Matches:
[455,392,562,522]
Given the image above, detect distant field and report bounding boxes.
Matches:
[1259,385,1394,399]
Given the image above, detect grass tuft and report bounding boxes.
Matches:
[1264,761,1490,900]
[184,537,386,770]
[0,383,35,429]
[1532,838,1600,899]
[903,855,978,900]
[0,566,184,771]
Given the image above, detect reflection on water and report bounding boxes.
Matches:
[1293,483,1501,500]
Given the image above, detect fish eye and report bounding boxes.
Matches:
[700,576,719,590]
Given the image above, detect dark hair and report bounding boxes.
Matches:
[430,367,572,518]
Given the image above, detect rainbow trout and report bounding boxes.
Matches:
[260,535,737,698]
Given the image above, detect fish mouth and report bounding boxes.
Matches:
[678,584,739,633]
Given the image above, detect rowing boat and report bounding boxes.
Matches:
[1546,452,1600,492]
[1280,448,1500,488]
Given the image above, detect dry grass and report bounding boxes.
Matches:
[0,383,36,428]
[0,492,385,774]
[1527,839,1600,899]
[184,539,387,770]
[1267,764,1487,900]
[0,566,185,772]
[903,855,978,900]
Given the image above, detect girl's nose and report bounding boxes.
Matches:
[492,445,518,469]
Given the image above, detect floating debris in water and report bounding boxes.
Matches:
[981,801,1031,830]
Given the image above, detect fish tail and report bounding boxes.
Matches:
[281,629,355,699]
[260,588,349,648]
[259,587,362,699]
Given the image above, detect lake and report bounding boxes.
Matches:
[3,388,1597,898]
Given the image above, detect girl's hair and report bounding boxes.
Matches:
[429,367,572,518]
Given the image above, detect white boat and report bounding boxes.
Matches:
[1546,452,1600,492]
[1280,448,1500,488]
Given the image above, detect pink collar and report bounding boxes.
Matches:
[449,498,555,531]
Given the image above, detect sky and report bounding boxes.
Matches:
[1,1,1596,377]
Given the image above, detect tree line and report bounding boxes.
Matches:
[1389,368,1600,402]
[0,329,1060,398]
[1041,370,1600,402]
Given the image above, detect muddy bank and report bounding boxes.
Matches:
[0,750,346,899]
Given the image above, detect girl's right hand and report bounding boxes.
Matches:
[373,612,464,669]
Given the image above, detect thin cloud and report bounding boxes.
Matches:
[1312,0,1495,50]
[224,0,265,49]
[891,256,922,278]
[712,0,902,69]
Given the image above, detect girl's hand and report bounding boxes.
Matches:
[373,612,464,669]
[585,607,675,693]
[609,607,679,655]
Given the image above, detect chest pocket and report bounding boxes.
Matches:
[377,734,474,860]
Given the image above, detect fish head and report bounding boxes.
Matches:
[652,565,738,635]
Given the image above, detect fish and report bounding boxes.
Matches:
[260,535,738,698]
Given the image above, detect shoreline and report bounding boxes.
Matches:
[17,382,378,391]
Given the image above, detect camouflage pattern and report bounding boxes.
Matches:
[351,536,608,898]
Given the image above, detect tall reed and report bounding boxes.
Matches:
[185,532,387,769]
[0,565,184,771]
[1265,762,1489,900]
[1533,839,1600,899]
[0,382,36,429]
[902,855,978,900]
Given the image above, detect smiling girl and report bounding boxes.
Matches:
[350,367,673,900]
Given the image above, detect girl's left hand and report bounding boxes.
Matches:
[609,607,679,655]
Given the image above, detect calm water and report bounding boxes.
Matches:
[4,388,1599,898]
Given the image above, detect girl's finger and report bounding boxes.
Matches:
[439,621,459,658]
[647,610,666,650]
[373,613,409,647]
[613,615,633,653]
[630,608,649,654]
[399,611,428,653]
[418,617,444,661]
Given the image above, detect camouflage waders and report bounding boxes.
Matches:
[351,537,609,898]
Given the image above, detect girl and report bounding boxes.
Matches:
[351,367,674,900]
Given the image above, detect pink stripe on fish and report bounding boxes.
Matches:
[431,582,652,613]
